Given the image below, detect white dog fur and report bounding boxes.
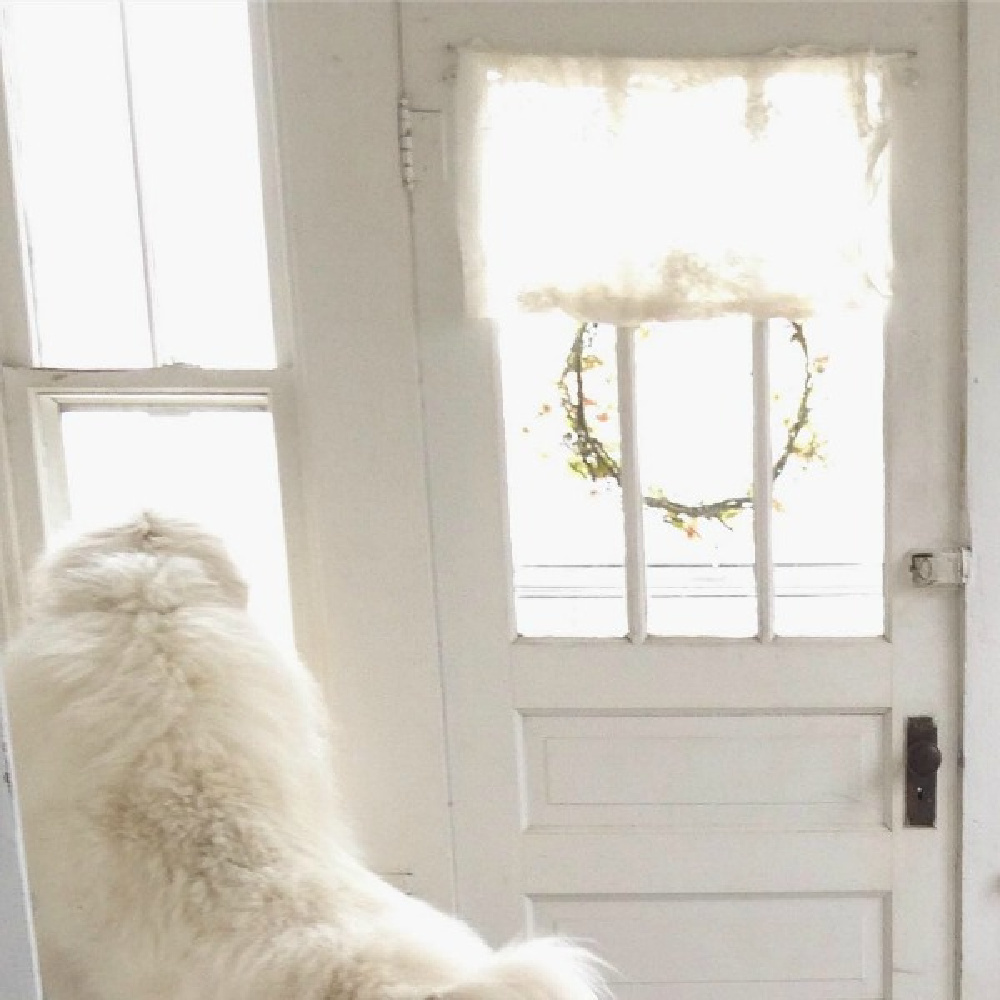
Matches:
[3,513,608,1000]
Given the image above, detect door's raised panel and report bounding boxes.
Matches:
[531,894,886,1000]
[523,830,892,896]
[521,713,889,830]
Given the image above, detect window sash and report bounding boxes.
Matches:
[0,4,312,655]
[0,1,294,371]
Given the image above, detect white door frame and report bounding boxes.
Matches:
[961,3,1000,996]
[0,685,42,1000]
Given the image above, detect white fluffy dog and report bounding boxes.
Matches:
[3,513,607,1000]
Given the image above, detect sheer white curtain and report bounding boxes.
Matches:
[456,50,899,325]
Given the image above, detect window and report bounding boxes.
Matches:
[0,1,301,648]
[459,50,891,639]
[499,311,884,639]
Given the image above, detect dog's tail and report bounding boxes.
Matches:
[441,938,612,1000]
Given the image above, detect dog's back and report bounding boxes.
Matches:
[5,514,357,999]
[4,514,609,1000]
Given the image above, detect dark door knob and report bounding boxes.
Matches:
[908,738,943,777]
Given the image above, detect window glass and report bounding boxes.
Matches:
[635,319,756,637]
[2,1,275,368]
[2,2,151,366]
[123,2,275,367]
[500,317,627,637]
[60,407,292,646]
[769,312,885,636]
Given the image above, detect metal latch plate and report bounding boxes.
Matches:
[909,548,970,587]
[906,716,942,828]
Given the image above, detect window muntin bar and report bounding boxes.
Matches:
[615,326,647,643]
[752,317,775,641]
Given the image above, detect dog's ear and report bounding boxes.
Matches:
[137,513,249,609]
[27,512,250,614]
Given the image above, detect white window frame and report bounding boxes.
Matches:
[0,3,323,671]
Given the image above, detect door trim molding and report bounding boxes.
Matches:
[962,5,1000,997]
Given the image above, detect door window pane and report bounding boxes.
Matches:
[635,319,756,637]
[59,407,292,646]
[769,313,885,636]
[500,318,627,637]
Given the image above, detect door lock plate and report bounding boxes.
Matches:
[909,548,970,587]
[906,716,942,827]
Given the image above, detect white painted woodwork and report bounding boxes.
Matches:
[613,328,647,643]
[510,639,894,709]
[260,2,455,908]
[752,319,775,640]
[523,830,891,896]
[533,894,886,1000]
[404,4,962,1000]
[963,4,1000,997]
[522,713,888,830]
[0,682,42,1000]
[0,30,44,1000]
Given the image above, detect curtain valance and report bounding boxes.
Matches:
[456,49,898,325]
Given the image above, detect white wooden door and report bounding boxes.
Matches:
[403,4,963,999]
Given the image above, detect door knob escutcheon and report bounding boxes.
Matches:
[906,716,941,827]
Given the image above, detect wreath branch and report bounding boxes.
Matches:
[559,329,623,486]
[558,320,820,533]
[771,321,816,481]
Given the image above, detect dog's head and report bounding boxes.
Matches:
[27,512,249,616]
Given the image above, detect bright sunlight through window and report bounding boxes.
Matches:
[471,52,890,639]
[2,1,275,368]
[2,2,293,646]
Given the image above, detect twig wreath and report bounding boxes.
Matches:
[556,319,825,538]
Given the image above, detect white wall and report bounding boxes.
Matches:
[264,2,455,909]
